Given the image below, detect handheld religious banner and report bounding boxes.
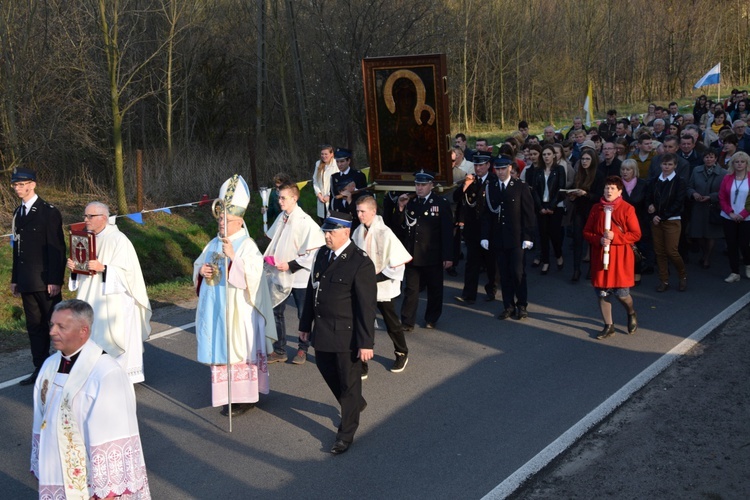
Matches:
[69,230,97,275]
[362,54,452,189]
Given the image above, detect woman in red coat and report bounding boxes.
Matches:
[584,176,642,340]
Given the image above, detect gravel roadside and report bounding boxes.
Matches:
[512,305,750,499]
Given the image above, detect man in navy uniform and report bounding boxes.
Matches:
[454,152,497,304]
[329,148,367,213]
[481,156,537,320]
[298,211,376,455]
[395,170,454,330]
[10,167,66,385]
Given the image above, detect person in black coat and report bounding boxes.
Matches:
[10,168,66,385]
[568,148,606,281]
[298,211,376,455]
[394,170,454,329]
[481,157,536,320]
[531,145,567,274]
[329,147,367,213]
[646,153,688,292]
[454,152,496,304]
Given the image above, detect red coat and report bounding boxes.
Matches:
[583,197,642,289]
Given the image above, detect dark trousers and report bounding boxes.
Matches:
[571,211,587,272]
[723,219,750,273]
[21,291,60,368]
[496,246,528,310]
[376,301,408,355]
[538,208,564,263]
[315,350,365,444]
[273,287,309,354]
[401,263,443,327]
[462,236,496,300]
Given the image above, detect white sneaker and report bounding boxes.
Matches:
[746,266,750,279]
[725,273,741,283]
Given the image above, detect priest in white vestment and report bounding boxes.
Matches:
[32,299,150,499]
[352,195,412,373]
[194,174,277,417]
[263,183,325,365]
[66,202,152,384]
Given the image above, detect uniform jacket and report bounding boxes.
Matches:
[395,193,454,266]
[11,197,66,293]
[453,174,492,241]
[299,242,376,353]
[329,169,367,213]
[481,178,537,250]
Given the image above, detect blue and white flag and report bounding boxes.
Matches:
[694,63,721,89]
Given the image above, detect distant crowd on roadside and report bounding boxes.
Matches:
[449,89,750,289]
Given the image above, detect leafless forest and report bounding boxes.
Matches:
[1,0,748,210]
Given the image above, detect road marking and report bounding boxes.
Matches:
[0,322,196,390]
[482,290,750,499]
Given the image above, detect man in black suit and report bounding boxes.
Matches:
[481,157,537,320]
[454,152,496,304]
[395,170,454,330]
[329,148,367,213]
[298,211,376,455]
[10,168,66,385]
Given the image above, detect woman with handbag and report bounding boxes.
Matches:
[583,176,642,340]
[718,151,750,282]
[687,149,727,269]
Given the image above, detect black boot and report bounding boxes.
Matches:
[596,324,615,340]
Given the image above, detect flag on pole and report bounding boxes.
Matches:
[694,63,721,89]
[583,81,594,127]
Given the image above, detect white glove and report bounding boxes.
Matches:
[480,240,489,250]
[522,241,533,250]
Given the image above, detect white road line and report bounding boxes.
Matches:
[0,322,196,390]
[482,290,750,500]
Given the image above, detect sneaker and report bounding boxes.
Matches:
[725,273,741,283]
[292,350,306,365]
[267,351,287,363]
[361,362,369,380]
[746,266,750,279]
[391,353,408,373]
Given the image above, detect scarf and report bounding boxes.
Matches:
[622,177,637,196]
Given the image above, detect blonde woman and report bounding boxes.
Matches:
[718,151,750,282]
[312,145,337,221]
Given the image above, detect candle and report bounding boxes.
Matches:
[259,187,271,233]
[603,205,613,271]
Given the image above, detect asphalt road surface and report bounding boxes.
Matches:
[2,252,748,499]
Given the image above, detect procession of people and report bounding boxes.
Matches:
[10,92,750,496]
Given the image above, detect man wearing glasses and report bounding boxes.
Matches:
[10,167,66,386]
[65,202,152,383]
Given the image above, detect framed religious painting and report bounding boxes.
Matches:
[69,230,97,275]
[362,54,452,189]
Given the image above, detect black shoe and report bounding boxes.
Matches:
[391,353,408,373]
[498,307,515,320]
[596,324,616,340]
[424,322,436,329]
[19,368,40,386]
[627,313,638,334]
[515,306,528,320]
[454,295,475,305]
[331,439,350,455]
[571,270,581,282]
[221,403,256,417]
[446,267,458,277]
[485,293,496,302]
[402,324,414,332]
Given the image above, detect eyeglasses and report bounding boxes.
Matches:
[83,214,104,219]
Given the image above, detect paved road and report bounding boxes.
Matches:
[2,253,748,498]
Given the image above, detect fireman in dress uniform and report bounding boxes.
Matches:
[394,170,454,330]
